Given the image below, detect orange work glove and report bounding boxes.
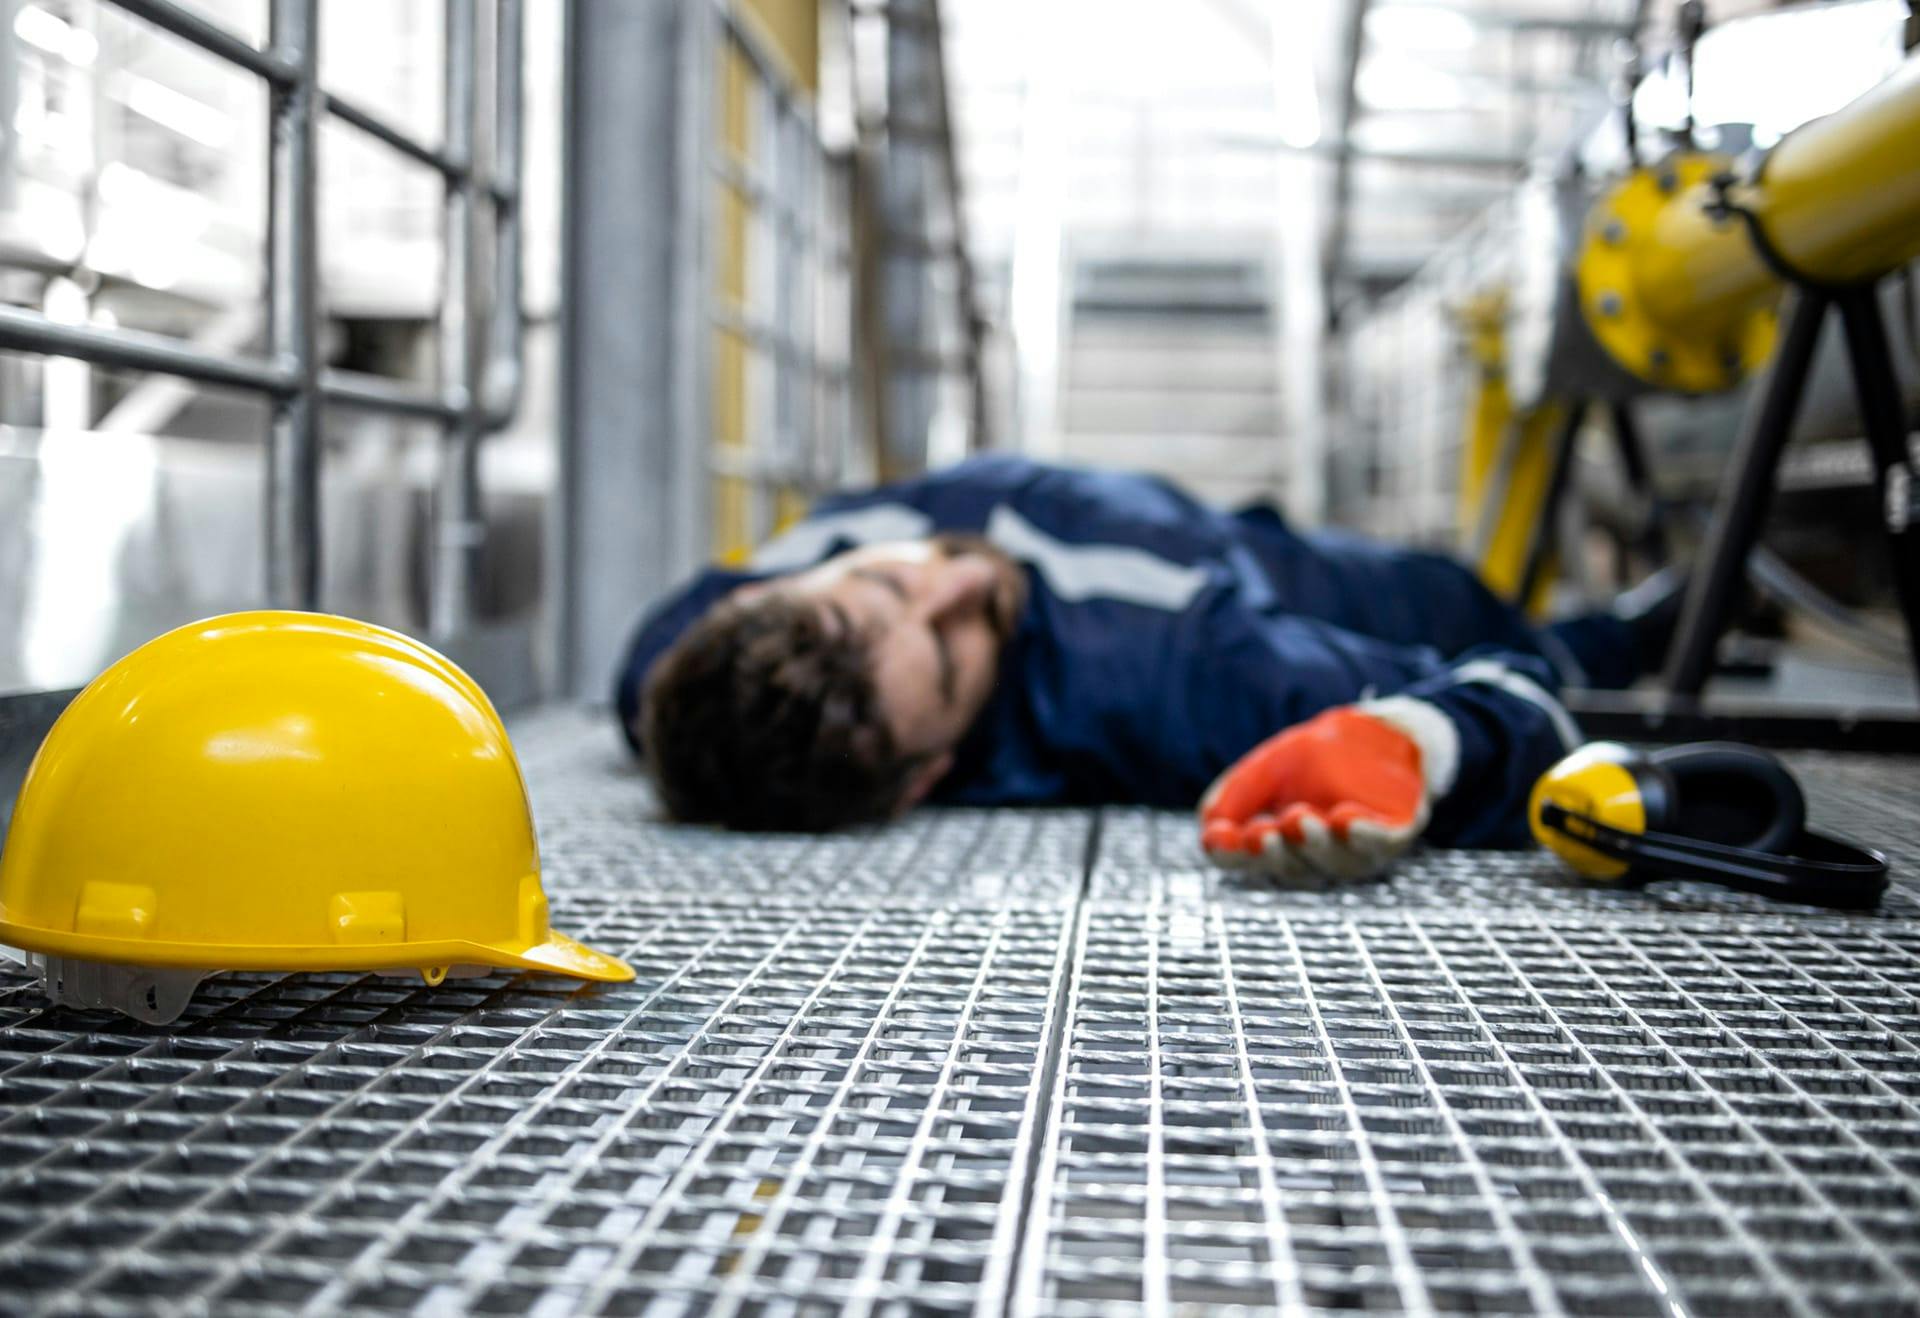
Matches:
[1199,698,1458,881]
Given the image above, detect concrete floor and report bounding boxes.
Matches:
[2,706,1919,1314]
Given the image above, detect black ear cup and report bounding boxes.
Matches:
[1646,743,1804,855]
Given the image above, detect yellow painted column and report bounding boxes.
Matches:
[713,35,754,564]
[1480,406,1561,617]
[1455,293,1557,615]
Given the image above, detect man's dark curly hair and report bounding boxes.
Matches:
[639,593,922,830]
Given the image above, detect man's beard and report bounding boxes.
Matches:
[930,533,1027,643]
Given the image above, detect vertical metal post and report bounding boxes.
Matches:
[753,80,782,543]
[880,5,930,474]
[1606,399,1668,563]
[485,0,524,423]
[1835,285,1920,683]
[774,104,798,505]
[559,0,711,698]
[1664,291,1831,695]
[674,0,716,565]
[266,0,321,609]
[433,0,481,639]
[792,113,820,489]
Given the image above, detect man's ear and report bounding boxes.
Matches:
[895,751,954,815]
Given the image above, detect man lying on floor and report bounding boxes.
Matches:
[615,455,1673,880]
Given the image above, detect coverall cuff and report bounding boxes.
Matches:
[1356,695,1461,800]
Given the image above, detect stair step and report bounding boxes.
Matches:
[1063,388,1279,436]
[1067,343,1277,391]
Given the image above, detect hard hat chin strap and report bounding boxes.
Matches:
[1536,802,1889,910]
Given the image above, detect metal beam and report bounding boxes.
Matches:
[1217,130,1529,173]
[920,0,986,449]
[1377,2,1637,37]
[326,91,466,178]
[265,0,321,610]
[1324,0,1373,325]
[112,0,300,84]
[0,306,296,394]
[430,0,480,640]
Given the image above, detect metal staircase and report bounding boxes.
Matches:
[1055,255,1285,509]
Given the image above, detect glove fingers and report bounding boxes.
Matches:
[1241,813,1285,854]
[1200,816,1246,856]
[1198,737,1301,823]
[1344,814,1419,871]
[1238,808,1376,882]
[1326,800,1401,841]
[1203,815,1277,871]
[1274,801,1322,845]
[1209,805,1413,882]
[1255,829,1316,885]
[1295,812,1386,880]
[1240,816,1312,883]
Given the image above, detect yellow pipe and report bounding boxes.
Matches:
[1645,54,1920,323]
[1578,53,1920,393]
[1455,291,1509,532]
[1745,53,1920,287]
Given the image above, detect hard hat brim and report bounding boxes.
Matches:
[0,920,635,984]
[486,930,636,983]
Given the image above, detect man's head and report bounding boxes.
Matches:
[640,535,1026,830]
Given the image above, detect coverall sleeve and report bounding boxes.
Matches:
[1173,591,1580,848]
[1387,650,1582,848]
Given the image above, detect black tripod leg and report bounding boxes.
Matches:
[1607,400,1669,564]
[1515,399,1589,609]
[1836,284,1920,687]
[1664,291,1830,695]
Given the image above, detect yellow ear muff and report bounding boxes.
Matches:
[1528,742,1646,881]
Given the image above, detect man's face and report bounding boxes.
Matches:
[769,537,1025,763]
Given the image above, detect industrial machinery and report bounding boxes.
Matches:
[1384,1,1920,743]
[1533,56,1920,687]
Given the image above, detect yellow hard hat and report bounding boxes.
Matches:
[0,611,632,1021]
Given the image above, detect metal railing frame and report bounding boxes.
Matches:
[852,0,985,475]
[0,0,525,632]
[700,0,861,546]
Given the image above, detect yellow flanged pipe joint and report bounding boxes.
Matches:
[1575,54,1920,395]
[1576,151,1779,395]
[0,611,633,1023]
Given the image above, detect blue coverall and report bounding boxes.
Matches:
[616,456,1636,846]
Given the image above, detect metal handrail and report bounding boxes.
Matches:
[111,0,301,84]
[0,0,526,632]
[0,305,299,394]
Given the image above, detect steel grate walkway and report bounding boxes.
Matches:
[2,707,1919,1315]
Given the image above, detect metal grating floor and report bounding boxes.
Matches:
[1,706,1918,1315]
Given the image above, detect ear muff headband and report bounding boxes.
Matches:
[1536,801,1889,910]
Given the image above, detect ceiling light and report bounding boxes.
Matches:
[1272,39,1320,148]
[15,5,98,66]
[1365,4,1478,51]
[1357,52,1468,112]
